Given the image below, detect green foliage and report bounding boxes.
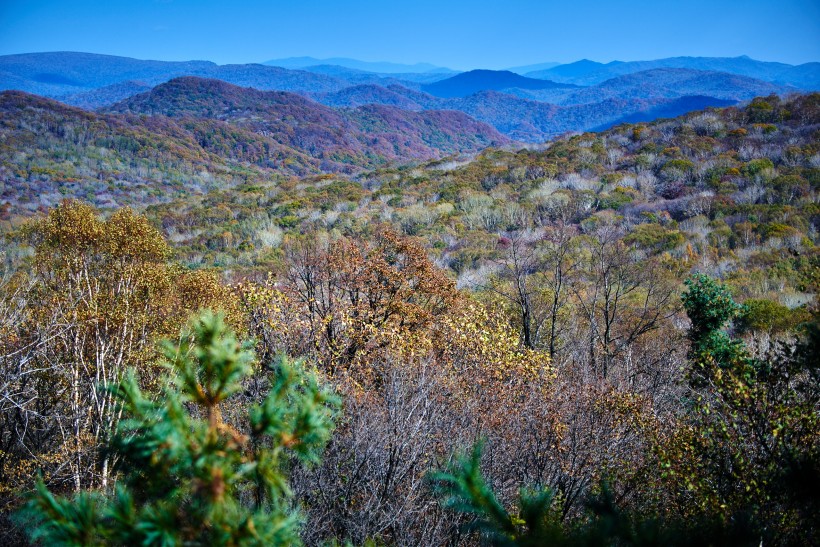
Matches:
[661,158,695,174]
[17,311,339,546]
[742,157,774,178]
[659,276,820,543]
[681,274,749,376]
[736,298,811,335]
[624,223,685,252]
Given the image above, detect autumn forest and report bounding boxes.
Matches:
[0,61,818,546]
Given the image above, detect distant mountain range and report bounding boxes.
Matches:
[505,61,561,75]
[505,68,793,105]
[525,55,820,89]
[588,95,737,131]
[0,52,350,98]
[263,56,454,74]
[308,69,775,140]
[1,52,817,144]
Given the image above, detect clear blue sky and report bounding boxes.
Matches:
[1,0,818,68]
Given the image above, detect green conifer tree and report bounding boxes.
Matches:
[17,311,338,546]
[681,273,750,383]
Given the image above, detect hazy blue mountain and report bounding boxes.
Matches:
[0,68,78,98]
[538,59,615,80]
[298,65,453,89]
[309,82,737,142]
[311,84,446,111]
[527,56,820,89]
[445,90,670,141]
[506,68,795,105]
[422,69,577,98]
[0,52,216,93]
[449,91,725,141]
[263,56,453,74]
[202,64,348,92]
[339,71,455,85]
[774,62,820,89]
[0,52,350,99]
[590,95,736,131]
[62,80,154,109]
[582,69,793,102]
[295,64,371,77]
[310,84,429,110]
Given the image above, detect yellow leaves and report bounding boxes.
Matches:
[103,207,170,261]
[8,201,252,488]
[436,299,551,384]
[23,199,104,251]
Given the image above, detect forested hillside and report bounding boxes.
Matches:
[1,94,818,545]
[0,82,505,215]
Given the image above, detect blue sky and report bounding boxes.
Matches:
[1,0,818,68]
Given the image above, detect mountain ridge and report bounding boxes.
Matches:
[263,56,454,74]
[2,52,815,145]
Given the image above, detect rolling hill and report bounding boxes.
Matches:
[0,80,507,214]
[105,77,507,160]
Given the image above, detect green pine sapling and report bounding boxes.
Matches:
[18,311,339,546]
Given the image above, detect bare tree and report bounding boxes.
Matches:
[573,225,679,378]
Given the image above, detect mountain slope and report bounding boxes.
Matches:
[105,77,508,163]
[590,95,736,130]
[0,90,311,213]
[0,52,217,95]
[62,80,154,109]
[310,84,429,110]
[310,84,738,142]
[264,56,453,74]
[538,59,614,80]
[0,82,507,214]
[505,61,561,74]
